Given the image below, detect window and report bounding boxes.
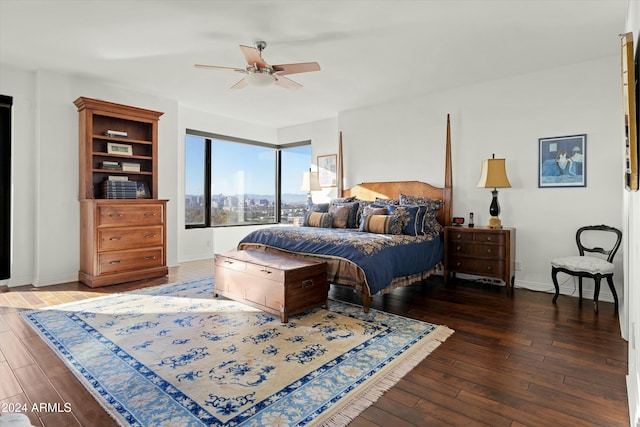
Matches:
[185,130,311,228]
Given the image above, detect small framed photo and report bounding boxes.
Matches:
[538,134,587,188]
[107,142,133,156]
[317,154,337,187]
[136,181,150,199]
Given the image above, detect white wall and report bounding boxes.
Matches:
[625,1,639,425]
[338,56,623,304]
[1,65,181,285]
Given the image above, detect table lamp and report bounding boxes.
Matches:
[300,168,321,207]
[477,154,511,228]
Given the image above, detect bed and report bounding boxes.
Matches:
[238,116,453,312]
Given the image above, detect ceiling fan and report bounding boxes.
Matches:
[195,41,321,90]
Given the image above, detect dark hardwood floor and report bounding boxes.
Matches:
[0,260,629,426]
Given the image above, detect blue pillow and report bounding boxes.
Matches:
[387,205,424,236]
[360,214,402,235]
[329,201,360,228]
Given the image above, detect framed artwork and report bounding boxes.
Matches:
[621,32,638,191]
[538,134,587,188]
[136,181,150,198]
[317,154,337,187]
[107,142,133,156]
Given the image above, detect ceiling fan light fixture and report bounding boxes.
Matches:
[246,71,275,87]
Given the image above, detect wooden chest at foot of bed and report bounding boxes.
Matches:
[214,250,328,323]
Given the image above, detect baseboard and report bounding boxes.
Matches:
[514,278,615,303]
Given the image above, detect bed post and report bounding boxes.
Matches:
[443,114,453,226]
[338,131,344,197]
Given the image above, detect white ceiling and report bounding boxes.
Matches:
[0,0,629,128]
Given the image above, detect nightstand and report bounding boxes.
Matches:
[444,226,516,295]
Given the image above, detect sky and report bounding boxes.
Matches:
[185,135,311,196]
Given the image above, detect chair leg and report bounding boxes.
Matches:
[606,275,619,314]
[578,277,583,305]
[551,268,560,304]
[593,277,601,313]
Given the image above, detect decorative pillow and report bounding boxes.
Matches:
[331,196,356,203]
[309,203,329,213]
[360,214,402,235]
[328,205,351,229]
[374,197,399,206]
[303,212,334,228]
[399,194,444,234]
[329,201,360,228]
[387,205,425,236]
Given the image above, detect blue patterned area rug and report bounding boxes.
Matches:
[22,279,453,426]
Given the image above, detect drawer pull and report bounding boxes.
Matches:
[109,260,122,264]
[144,212,157,217]
[302,279,314,288]
[109,236,122,241]
[455,234,461,238]
[144,234,156,238]
[487,248,492,253]
[110,213,123,217]
[260,269,272,274]
[486,266,493,270]
[456,246,461,251]
[487,237,492,241]
[456,262,461,267]
[144,256,157,260]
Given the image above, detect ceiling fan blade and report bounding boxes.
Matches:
[230,78,248,90]
[239,45,267,68]
[195,64,246,73]
[272,62,320,76]
[274,75,302,90]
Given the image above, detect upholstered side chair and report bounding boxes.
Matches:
[551,225,622,313]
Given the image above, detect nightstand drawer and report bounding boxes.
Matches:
[473,232,506,244]
[448,243,506,258]
[448,256,505,276]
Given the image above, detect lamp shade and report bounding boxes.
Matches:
[300,170,321,192]
[477,158,511,189]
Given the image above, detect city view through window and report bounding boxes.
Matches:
[185,134,311,227]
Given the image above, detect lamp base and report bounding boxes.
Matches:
[487,216,502,229]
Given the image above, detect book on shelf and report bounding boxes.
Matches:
[121,162,141,172]
[108,176,128,181]
[102,180,137,199]
[105,129,128,138]
[101,160,121,170]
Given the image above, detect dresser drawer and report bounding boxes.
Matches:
[447,256,505,277]
[98,225,163,251]
[473,232,506,244]
[447,230,475,242]
[98,248,164,275]
[246,261,286,282]
[448,242,506,258]
[97,204,164,227]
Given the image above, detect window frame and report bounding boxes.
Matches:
[185,129,310,229]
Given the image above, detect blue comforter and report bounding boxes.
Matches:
[238,226,443,295]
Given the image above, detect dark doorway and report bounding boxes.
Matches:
[0,95,12,280]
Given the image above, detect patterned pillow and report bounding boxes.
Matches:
[309,203,329,213]
[360,214,402,235]
[374,197,399,206]
[387,205,425,236]
[399,194,444,234]
[303,212,334,228]
[328,205,351,229]
[329,201,360,228]
[331,196,356,203]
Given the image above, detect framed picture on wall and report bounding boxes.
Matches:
[538,134,587,188]
[317,154,337,187]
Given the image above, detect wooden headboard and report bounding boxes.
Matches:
[339,115,453,226]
